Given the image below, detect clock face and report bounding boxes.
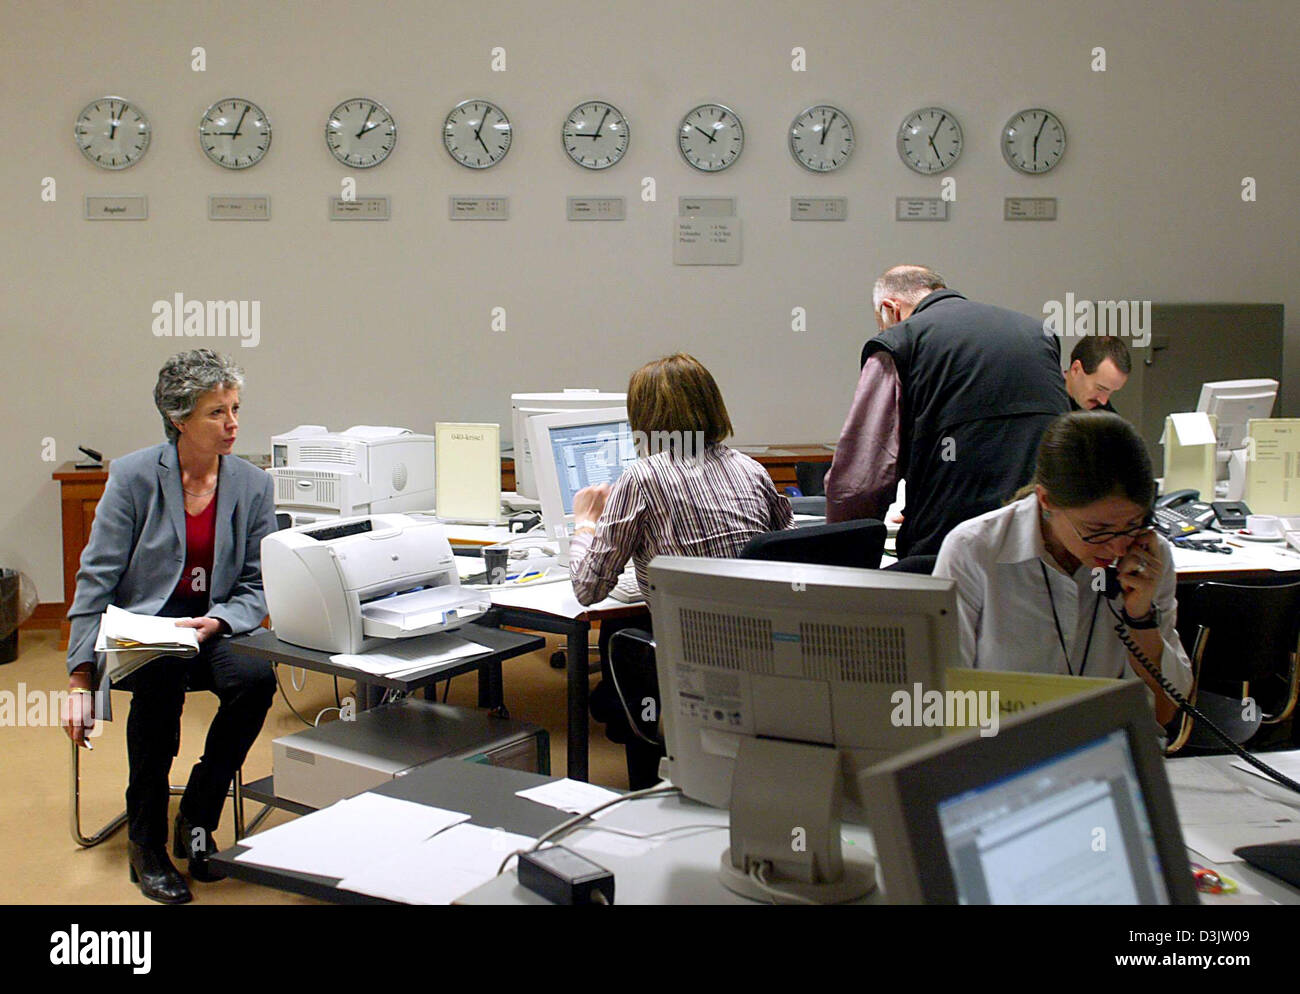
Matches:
[75,97,151,170]
[443,99,512,169]
[1001,108,1066,174]
[199,98,272,169]
[789,104,855,172]
[562,100,630,170]
[325,98,397,168]
[897,107,963,174]
[678,103,744,172]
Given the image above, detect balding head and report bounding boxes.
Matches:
[872,264,946,330]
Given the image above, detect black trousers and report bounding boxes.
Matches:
[116,637,275,849]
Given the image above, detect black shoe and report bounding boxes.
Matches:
[174,811,226,883]
[127,841,192,904]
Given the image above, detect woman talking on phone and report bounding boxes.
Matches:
[934,411,1192,726]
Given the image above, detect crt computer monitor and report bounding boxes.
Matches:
[510,390,627,499]
[646,555,959,903]
[860,680,1200,905]
[1196,378,1278,452]
[526,407,636,564]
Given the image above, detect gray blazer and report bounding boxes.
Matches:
[66,443,277,717]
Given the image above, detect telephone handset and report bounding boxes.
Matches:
[1152,489,1216,537]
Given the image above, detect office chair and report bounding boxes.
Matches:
[72,514,295,847]
[886,554,939,575]
[70,687,261,847]
[739,519,887,569]
[1166,580,1300,755]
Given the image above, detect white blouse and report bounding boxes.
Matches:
[933,494,1193,699]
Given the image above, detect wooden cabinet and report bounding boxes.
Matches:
[52,462,109,648]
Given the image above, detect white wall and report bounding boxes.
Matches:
[2,0,1297,601]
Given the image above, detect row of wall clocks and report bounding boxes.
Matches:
[75,96,1067,175]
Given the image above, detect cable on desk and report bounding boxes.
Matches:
[495,784,682,876]
[291,666,306,692]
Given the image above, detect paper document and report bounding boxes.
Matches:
[330,634,488,677]
[516,779,624,821]
[1182,822,1300,865]
[236,793,470,879]
[96,604,200,681]
[1165,757,1300,827]
[339,824,537,904]
[1232,750,1300,786]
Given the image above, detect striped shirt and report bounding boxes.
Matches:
[569,444,794,605]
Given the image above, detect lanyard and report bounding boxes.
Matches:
[1039,561,1100,677]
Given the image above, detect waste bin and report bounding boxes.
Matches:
[0,569,18,664]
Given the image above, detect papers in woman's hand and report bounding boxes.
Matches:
[95,605,200,681]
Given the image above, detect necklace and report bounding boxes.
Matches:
[184,484,216,498]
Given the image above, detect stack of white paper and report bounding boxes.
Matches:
[329,633,488,677]
[235,793,471,879]
[95,604,200,681]
[339,823,537,904]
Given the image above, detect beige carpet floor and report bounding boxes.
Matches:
[0,627,626,904]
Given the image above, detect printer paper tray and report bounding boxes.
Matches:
[360,586,491,639]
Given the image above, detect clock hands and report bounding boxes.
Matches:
[693,119,718,144]
[592,107,611,139]
[355,104,377,139]
[230,105,250,139]
[109,102,120,140]
[471,109,493,155]
[1032,114,1048,164]
[820,110,837,145]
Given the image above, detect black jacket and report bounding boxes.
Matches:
[865,290,1069,556]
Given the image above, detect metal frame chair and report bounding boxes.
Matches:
[70,738,266,847]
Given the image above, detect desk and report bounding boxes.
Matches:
[213,754,1300,905]
[213,760,572,904]
[486,589,649,783]
[228,623,542,713]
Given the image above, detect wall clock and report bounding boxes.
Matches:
[1001,108,1066,174]
[75,96,151,169]
[199,98,272,169]
[326,98,397,168]
[444,99,512,169]
[678,103,744,172]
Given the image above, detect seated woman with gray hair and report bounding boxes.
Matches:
[62,349,278,904]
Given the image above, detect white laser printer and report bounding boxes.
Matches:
[269,425,435,525]
[261,513,489,654]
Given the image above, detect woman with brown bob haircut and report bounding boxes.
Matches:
[569,354,793,787]
[568,353,792,604]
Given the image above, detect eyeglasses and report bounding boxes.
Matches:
[1060,512,1153,546]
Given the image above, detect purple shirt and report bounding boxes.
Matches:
[824,352,903,523]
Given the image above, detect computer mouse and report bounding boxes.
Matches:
[1234,840,1300,888]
